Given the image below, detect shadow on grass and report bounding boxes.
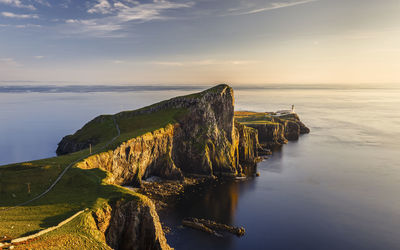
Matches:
[1,166,138,238]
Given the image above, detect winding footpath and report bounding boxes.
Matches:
[2,117,120,210]
[0,118,120,248]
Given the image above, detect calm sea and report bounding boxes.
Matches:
[1,84,399,249]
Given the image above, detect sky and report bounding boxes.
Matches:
[0,0,399,85]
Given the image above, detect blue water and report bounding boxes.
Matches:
[1,84,400,249]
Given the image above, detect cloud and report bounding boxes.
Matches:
[60,0,71,8]
[114,1,194,22]
[1,11,39,19]
[63,0,195,37]
[34,55,44,59]
[65,18,124,37]
[34,0,50,7]
[0,0,35,10]
[0,23,41,28]
[88,0,112,14]
[225,0,317,16]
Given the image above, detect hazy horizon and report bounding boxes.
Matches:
[1,0,400,85]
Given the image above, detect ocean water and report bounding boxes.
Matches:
[1,84,399,249]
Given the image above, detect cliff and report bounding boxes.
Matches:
[234,111,310,148]
[59,84,241,185]
[235,122,269,169]
[59,86,310,185]
[92,197,170,250]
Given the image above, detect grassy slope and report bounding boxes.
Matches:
[0,107,187,247]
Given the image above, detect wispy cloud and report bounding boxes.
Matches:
[62,0,195,37]
[226,0,318,16]
[88,0,112,14]
[0,23,41,28]
[34,0,50,7]
[1,11,39,19]
[34,55,44,59]
[0,0,35,10]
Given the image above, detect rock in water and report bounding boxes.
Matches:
[182,218,245,237]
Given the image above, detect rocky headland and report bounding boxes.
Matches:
[17,84,309,249]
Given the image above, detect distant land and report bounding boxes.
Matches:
[0,83,398,94]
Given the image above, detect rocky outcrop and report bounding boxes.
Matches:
[171,85,239,177]
[71,85,310,184]
[245,123,288,148]
[235,122,268,168]
[243,113,310,148]
[92,197,170,250]
[274,113,310,141]
[56,136,90,155]
[77,124,183,186]
[56,115,114,155]
[73,84,241,186]
[182,218,245,237]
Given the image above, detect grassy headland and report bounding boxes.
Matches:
[0,105,188,247]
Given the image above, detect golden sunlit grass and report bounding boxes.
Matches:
[234,111,279,125]
[0,107,187,246]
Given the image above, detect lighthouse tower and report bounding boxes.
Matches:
[291,104,295,113]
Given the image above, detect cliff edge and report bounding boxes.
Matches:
[58,84,242,185]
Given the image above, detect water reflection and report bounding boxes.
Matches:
[161,178,258,249]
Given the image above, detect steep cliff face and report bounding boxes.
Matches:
[274,113,310,141]
[235,111,310,148]
[235,122,262,167]
[92,197,170,250]
[171,85,239,177]
[245,123,288,148]
[77,124,183,186]
[70,84,241,185]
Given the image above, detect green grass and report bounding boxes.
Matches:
[59,84,229,153]
[239,121,280,125]
[63,107,188,153]
[0,105,189,245]
[62,115,117,145]
[12,211,112,249]
[235,111,278,125]
[109,108,188,150]
[0,159,138,238]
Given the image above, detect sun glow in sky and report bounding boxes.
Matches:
[0,0,399,85]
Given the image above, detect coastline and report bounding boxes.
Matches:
[0,84,309,249]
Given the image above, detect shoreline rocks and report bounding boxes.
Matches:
[182,218,245,237]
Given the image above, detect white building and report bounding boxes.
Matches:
[275,105,295,116]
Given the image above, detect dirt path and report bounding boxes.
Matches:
[2,117,120,210]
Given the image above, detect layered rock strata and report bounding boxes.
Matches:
[66,85,242,185]
[92,197,170,250]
